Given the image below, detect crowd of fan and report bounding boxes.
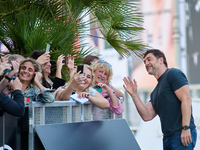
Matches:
[0,52,124,117]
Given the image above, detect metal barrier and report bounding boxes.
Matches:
[28,98,123,150]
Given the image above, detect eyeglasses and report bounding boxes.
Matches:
[99,60,112,67]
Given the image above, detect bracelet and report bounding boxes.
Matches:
[4,75,12,82]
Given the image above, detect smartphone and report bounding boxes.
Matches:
[4,66,13,75]
[93,85,102,93]
[63,56,68,64]
[45,44,50,53]
[77,65,84,76]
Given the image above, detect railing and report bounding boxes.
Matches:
[28,98,123,150]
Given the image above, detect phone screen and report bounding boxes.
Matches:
[77,65,84,76]
[63,56,68,64]
[4,66,13,75]
[45,44,50,53]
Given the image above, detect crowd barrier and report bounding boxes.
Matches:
[28,98,123,150]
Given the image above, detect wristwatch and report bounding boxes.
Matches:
[182,125,190,130]
[4,75,12,82]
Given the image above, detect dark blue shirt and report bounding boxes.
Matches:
[150,68,195,136]
[0,90,25,117]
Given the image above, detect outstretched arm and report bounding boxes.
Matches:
[55,71,84,101]
[123,76,157,121]
[86,92,110,109]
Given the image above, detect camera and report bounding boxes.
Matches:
[4,66,13,75]
[93,85,102,93]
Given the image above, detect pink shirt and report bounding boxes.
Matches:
[101,89,124,115]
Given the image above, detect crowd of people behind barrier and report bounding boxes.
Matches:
[0,52,124,116]
[0,52,124,149]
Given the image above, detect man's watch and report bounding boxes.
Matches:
[4,75,12,82]
[182,125,190,130]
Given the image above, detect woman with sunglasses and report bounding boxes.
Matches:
[91,60,124,115]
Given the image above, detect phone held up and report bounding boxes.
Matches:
[77,65,84,76]
[45,44,50,53]
[63,56,68,64]
[4,66,13,75]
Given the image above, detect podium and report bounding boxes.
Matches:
[35,119,141,150]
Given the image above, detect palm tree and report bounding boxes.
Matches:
[0,0,145,78]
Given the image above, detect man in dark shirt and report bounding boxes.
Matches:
[123,49,196,149]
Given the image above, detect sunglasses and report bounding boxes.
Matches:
[99,60,112,67]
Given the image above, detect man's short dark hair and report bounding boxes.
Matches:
[143,49,168,68]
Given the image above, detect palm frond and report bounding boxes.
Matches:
[0,0,146,79]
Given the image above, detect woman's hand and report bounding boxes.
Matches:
[34,72,45,92]
[34,72,42,83]
[56,54,65,70]
[36,52,50,65]
[66,54,75,75]
[97,83,112,93]
[56,54,65,78]
[69,71,85,89]
[78,92,90,99]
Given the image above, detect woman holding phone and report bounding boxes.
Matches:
[54,64,110,109]
[30,50,75,89]
[91,60,124,115]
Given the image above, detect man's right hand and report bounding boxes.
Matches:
[123,76,138,97]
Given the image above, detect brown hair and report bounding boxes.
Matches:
[18,58,43,85]
[143,49,168,68]
[82,55,99,65]
[67,64,94,91]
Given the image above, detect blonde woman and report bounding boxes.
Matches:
[54,64,109,109]
[91,60,124,115]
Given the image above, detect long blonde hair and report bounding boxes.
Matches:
[91,60,113,84]
[67,64,94,91]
